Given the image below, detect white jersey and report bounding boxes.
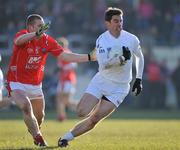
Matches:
[0,68,3,90]
[96,30,144,84]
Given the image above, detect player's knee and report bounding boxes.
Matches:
[21,101,31,115]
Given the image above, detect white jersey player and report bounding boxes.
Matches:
[58,7,144,147]
[0,54,3,101]
[0,54,13,108]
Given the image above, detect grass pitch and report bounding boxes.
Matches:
[0,109,180,150]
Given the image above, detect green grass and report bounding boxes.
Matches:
[0,109,180,150]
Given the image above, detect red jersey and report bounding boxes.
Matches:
[57,49,77,85]
[147,62,161,81]
[7,29,64,85]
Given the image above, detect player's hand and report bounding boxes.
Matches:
[36,21,51,37]
[132,78,142,96]
[122,46,131,61]
[88,48,97,61]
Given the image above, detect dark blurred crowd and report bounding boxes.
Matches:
[0,0,180,110]
[135,55,180,109]
[0,0,180,48]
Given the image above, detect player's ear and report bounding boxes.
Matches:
[105,21,110,28]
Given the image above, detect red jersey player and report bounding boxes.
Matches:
[6,14,96,147]
[56,37,77,121]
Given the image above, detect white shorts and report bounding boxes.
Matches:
[0,69,3,90]
[57,81,75,94]
[85,73,130,107]
[9,82,44,100]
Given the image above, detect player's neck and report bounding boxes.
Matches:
[109,30,121,38]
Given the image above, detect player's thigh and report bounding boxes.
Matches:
[90,99,116,121]
[31,98,45,118]
[77,93,99,115]
[11,89,31,109]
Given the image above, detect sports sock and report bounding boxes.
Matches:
[62,131,74,141]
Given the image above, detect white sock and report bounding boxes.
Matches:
[62,131,74,141]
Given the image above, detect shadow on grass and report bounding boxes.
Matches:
[0,146,59,150]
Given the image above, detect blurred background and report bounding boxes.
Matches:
[0,0,180,111]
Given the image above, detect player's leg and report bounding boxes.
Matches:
[73,99,116,136]
[58,74,104,147]
[76,93,99,117]
[30,97,47,146]
[56,91,67,121]
[68,102,77,112]
[11,90,47,147]
[76,74,104,118]
[11,90,40,137]
[57,92,99,146]
[56,81,67,121]
[65,84,77,112]
[58,98,116,147]
[56,81,77,121]
[66,94,77,112]
[31,97,45,127]
[8,82,47,147]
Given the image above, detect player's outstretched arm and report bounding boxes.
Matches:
[14,32,37,46]
[59,49,96,63]
[59,52,89,62]
[132,47,144,96]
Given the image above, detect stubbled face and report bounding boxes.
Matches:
[28,19,44,33]
[106,15,123,35]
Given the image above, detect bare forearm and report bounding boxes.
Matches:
[15,32,36,45]
[60,52,89,62]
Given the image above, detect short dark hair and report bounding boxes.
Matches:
[105,7,123,22]
[26,14,43,26]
